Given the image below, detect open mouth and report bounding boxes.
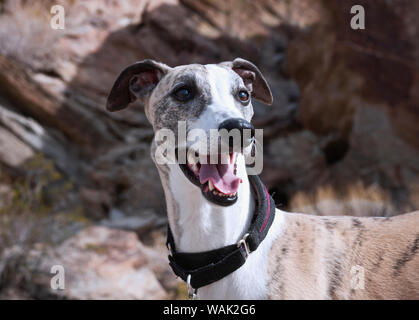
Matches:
[178,150,242,206]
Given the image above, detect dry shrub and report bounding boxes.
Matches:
[290,181,396,217]
[408,181,419,211]
[0,154,86,296]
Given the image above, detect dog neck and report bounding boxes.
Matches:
[153,144,281,299]
[159,154,255,253]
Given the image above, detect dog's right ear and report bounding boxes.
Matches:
[106,59,171,112]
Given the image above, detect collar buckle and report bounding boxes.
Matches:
[237,233,250,258]
[186,274,198,300]
[167,242,173,257]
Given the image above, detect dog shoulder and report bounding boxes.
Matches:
[266,210,419,299]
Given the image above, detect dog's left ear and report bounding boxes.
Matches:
[107,59,172,112]
[224,58,273,105]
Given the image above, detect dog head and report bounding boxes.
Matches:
[107,58,272,206]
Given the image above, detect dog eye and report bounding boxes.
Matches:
[238,90,250,103]
[172,87,194,102]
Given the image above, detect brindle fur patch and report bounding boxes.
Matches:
[393,234,419,276]
[151,65,211,132]
[267,211,419,299]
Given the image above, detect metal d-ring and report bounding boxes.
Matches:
[237,233,250,258]
[186,274,198,300]
[167,242,173,256]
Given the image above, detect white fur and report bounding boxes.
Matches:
[187,65,244,154]
[169,155,252,252]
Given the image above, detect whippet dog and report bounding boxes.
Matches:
[107,58,419,300]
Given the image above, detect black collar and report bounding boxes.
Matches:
[166,175,276,290]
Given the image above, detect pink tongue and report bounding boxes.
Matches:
[199,161,241,194]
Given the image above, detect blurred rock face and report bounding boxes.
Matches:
[277,0,419,214]
[287,0,419,144]
[29,226,176,299]
[0,0,418,222]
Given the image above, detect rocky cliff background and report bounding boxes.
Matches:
[0,0,418,299]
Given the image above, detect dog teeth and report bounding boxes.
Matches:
[208,180,214,191]
[221,153,230,164]
[231,152,237,164]
[208,186,236,198]
[188,151,198,165]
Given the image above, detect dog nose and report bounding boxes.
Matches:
[218,118,255,150]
